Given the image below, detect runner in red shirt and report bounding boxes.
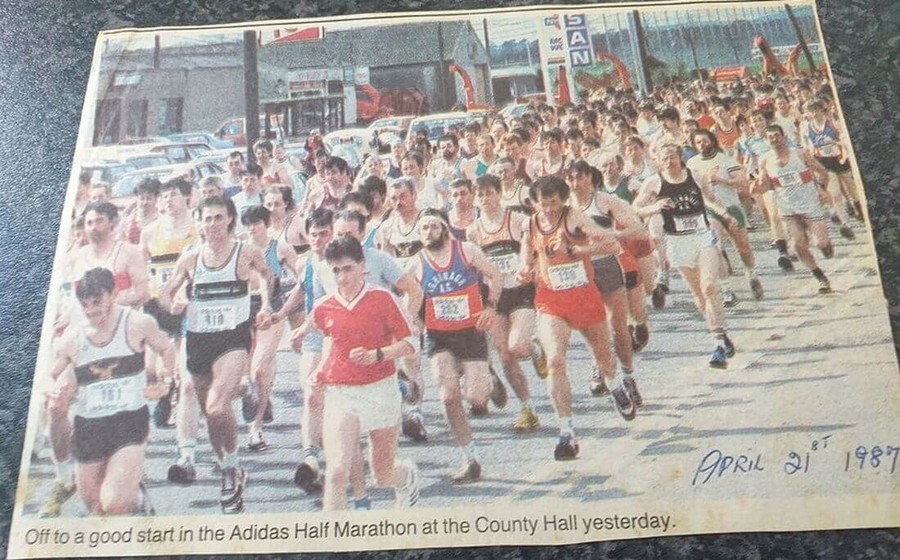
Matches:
[291,236,420,510]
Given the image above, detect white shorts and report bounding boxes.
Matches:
[666,229,717,269]
[323,374,401,433]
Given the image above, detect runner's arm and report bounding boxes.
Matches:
[394,272,424,322]
[158,251,191,313]
[632,176,664,219]
[461,242,502,309]
[800,150,831,186]
[118,245,150,307]
[244,244,274,326]
[566,207,621,257]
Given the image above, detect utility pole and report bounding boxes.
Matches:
[784,4,817,74]
[629,11,653,94]
[243,30,260,164]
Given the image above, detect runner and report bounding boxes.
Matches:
[517,176,636,461]
[377,176,428,442]
[159,195,273,513]
[756,124,835,294]
[232,164,263,234]
[687,128,765,304]
[140,178,196,429]
[469,174,546,433]
[358,175,390,248]
[447,178,476,240]
[567,160,645,402]
[531,128,571,179]
[220,151,245,198]
[463,134,498,181]
[407,209,503,482]
[494,157,533,215]
[253,138,295,189]
[633,144,737,369]
[44,267,173,516]
[306,156,353,213]
[120,178,160,245]
[240,205,297,452]
[291,236,420,510]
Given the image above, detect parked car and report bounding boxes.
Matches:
[168,132,234,149]
[323,128,370,170]
[408,112,472,144]
[365,116,414,146]
[214,114,285,147]
[113,161,225,198]
[123,153,173,170]
[146,142,213,164]
[79,161,137,185]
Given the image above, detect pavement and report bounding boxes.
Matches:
[20,210,899,516]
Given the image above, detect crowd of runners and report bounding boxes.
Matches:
[33,69,865,516]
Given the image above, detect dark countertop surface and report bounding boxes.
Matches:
[0,0,897,557]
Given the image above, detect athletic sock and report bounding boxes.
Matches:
[622,366,634,376]
[179,439,197,462]
[745,267,757,280]
[462,442,478,463]
[557,416,575,437]
[55,459,74,484]
[520,398,533,411]
[811,268,827,281]
[220,450,238,470]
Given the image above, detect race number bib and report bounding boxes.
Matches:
[155,264,175,287]
[489,253,520,276]
[198,305,236,330]
[432,295,471,321]
[673,214,702,233]
[547,262,589,291]
[80,377,142,417]
[818,144,840,157]
[779,172,803,189]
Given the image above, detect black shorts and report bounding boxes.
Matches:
[250,295,262,329]
[624,270,640,290]
[73,406,149,463]
[497,283,535,316]
[592,255,625,295]
[816,156,851,174]
[143,298,183,338]
[425,327,489,362]
[185,320,252,377]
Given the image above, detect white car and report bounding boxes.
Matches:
[323,128,370,169]
[407,112,471,143]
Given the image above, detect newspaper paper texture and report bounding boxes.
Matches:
[8,0,899,557]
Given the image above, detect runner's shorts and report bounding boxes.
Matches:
[185,320,252,377]
[707,205,748,229]
[72,406,149,463]
[816,155,851,174]
[143,298,183,338]
[592,255,625,295]
[535,283,606,329]
[425,327,489,362]
[666,230,718,269]
[323,374,401,433]
[497,283,535,316]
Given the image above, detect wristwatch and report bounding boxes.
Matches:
[375,347,384,362]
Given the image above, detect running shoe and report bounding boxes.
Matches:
[351,496,372,510]
[777,254,794,272]
[554,433,580,461]
[241,382,260,423]
[294,454,323,494]
[622,375,643,408]
[397,369,420,404]
[396,460,420,508]
[846,200,857,219]
[721,288,739,308]
[750,278,765,301]
[632,323,650,352]
[531,339,549,379]
[722,249,734,275]
[722,334,736,358]
[651,283,667,310]
[839,224,855,240]
[38,479,76,518]
[451,459,482,484]
[248,432,269,453]
[818,276,832,294]
[470,403,489,417]
[829,211,841,225]
[589,367,610,396]
[513,407,540,433]
[709,346,728,369]
[489,366,509,409]
[611,385,636,421]
[167,456,197,485]
[853,201,864,221]
[821,245,834,259]
[220,467,246,514]
[401,407,428,442]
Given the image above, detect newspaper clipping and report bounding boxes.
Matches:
[8,0,899,557]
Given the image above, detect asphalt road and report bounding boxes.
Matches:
[20,210,898,516]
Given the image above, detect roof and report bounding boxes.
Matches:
[261,21,478,69]
[99,21,485,73]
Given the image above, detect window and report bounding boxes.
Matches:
[159,97,183,135]
[124,99,148,139]
[93,99,121,145]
